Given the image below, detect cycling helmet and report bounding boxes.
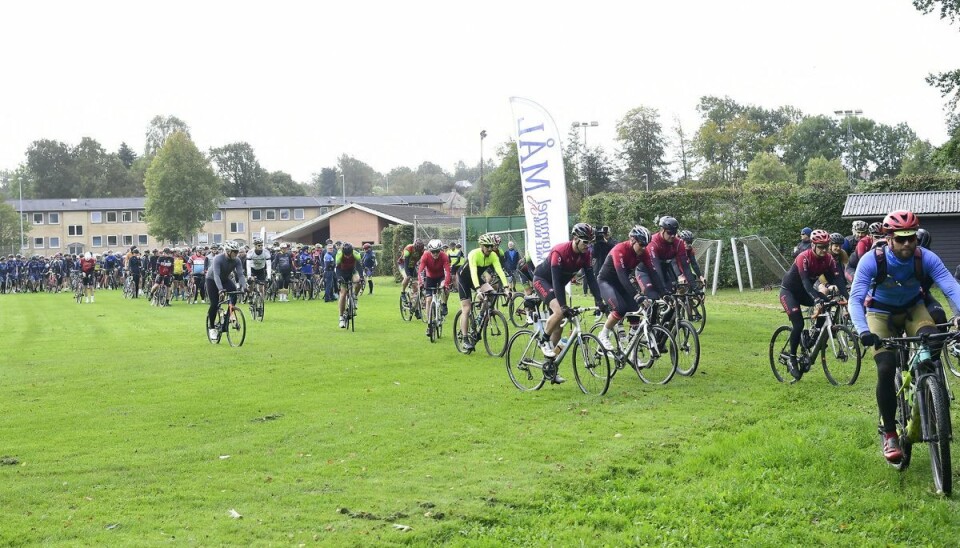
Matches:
[598,225,610,236]
[916,228,932,249]
[427,239,443,252]
[629,225,651,246]
[678,230,694,243]
[163,247,171,253]
[571,222,596,243]
[252,237,263,245]
[882,209,919,235]
[363,243,371,250]
[493,234,502,245]
[851,220,868,233]
[868,222,883,237]
[342,243,354,255]
[223,241,240,252]
[658,216,680,234]
[477,233,496,247]
[810,229,830,245]
[829,232,844,245]
[413,239,424,251]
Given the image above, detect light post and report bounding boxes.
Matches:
[341,173,346,204]
[572,121,598,197]
[833,109,862,190]
[479,130,487,211]
[18,176,24,250]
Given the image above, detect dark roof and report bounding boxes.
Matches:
[842,191,960,218]
[7,194,445,212]
[355,203,458,224]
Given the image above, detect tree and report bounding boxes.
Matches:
[144,115,191,157]
[935,123,960,170]
[338,155,378,196]
[265,171,306,196]
[781,115,842,183]
[901,140,940,175]
[117,142,137,169]
[745,152,793,184]
[671,117,696,184]
[25,139,75,198]
[804,156,847,183]
[485,142,522,215]
[209,142,270,196]
[0,202,29,252]
[913,1,960,113]
[870,122,917,178]
[310,168,340,196]
[144,132,221,244]
[415,161,453,195]
[616,106,670,189]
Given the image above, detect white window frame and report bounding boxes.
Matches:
[138,234,148,245]
[92,236,103,247]
[33,237,44,249]
[279,209,290,220]
[251,210,262,221]
[91,211,103,223]
[265,209,276,221]
[212,233,223,244]
[49,237,61,249]
[197,233,209,244]
[294,208,304,220]
[106,211,118,223]
[212,210,223,222]
[121,211,133,223]
[137,210,146,222]
[229,221,245,233]
[122,235,133,246]
[107,235,118,247]
[32,212,44,225]
[68,225,84,236]
[48,212,60,224]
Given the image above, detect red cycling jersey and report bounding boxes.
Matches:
[647,232,690,277]
[80,258,96,273]
[418,251,451,287]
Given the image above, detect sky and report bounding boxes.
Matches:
[2,0,959,185]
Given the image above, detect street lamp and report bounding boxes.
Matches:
[572,121,598,197]
[833,109,862,190]
[479,130,487,210]
[17,176,24,250]
[341,173,346,204]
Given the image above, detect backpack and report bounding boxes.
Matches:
[867,246,924,304]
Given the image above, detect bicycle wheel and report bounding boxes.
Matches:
[482,310,510,357]
[505,329,547,391]
[674,320,701,377]
[349,297,356,332]
[452,310,475,354]
[572,333,611,396]
[769,325,800,384]
[689,297,706,334]
[399,294,413,321]
[885,370,913,471]
[256,293,265,322]
[226,307,246,347]
[208,307,224,344]
[632,325,678,385]
[508,293,530,328]
[75,287,83,304]
[821,325,861,386]
[942,339,960,378]
[920,374,952,495]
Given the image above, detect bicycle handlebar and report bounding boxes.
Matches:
[879,329,960,349]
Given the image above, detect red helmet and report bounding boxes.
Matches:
[810,229,830,245]
[882,210,919,234]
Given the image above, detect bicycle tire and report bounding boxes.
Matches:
[886,370,913,471]
[920,374,952,495]
[821,325,861,386]
[689,297,706,334]
[399,294,413,322]
[349,295,356,332]
[452,310,474,354]
[633,325,678,385]
[225,307,246,347]
[508,293,529,329]
[942,339,960,378]
[505,329,547,391]
[769,325,800,384]
[572,333,611,396]
[209,308,224,344]
[674,320,701,377]
[482,310,510,357]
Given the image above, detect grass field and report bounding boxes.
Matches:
[1,280,959,546]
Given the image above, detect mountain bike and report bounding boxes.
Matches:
[453,284,509,356]
[877,328,957,495]
[769,298,861,385]
[591,300,679,385]
[505,305,610,395]
[208,290,246,347]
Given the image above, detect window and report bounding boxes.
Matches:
[138,235,148,245]
[106,211,118,223]
[33,237,44,248]
[280,209,290,220]
[68,225,84,236]
[197,233,209,244]
[320,207,330,214]
[229,222,245,233]
[92,236,103,247]
[91,211,103,223]
[49,237,61,249]
[251,210,262,221]
[212,210,223,222]
[122,235,133,246]
[212,233,223,244]
[68,244,84,255]
[121,211,133,223]
[265,209,276,221]
[137,210,146,222]
[48,212,60,224]
[294,208,304,220]
[32,213,44,225]
[107,235,118,246]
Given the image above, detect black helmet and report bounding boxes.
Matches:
[629,225,651,246]
[658,216,679,234]
[342,243,354,255]
[571,223,595,243]
[678,230,694,244]
[916,228,932,249]
[829,232,844,245]
[413,239,424,251]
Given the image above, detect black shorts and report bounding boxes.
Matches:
[404,265,417,279]
[173,273,184,281]
[279,270,291,289]
[155,274,172,286]
[251,268,267,282]
[336,269,358,284]
[532,276,557,307]
[598,278,639,321]
[82,272,95,286]
[422,275,446,296]
[779,287,814,315]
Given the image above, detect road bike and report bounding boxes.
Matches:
[426,288,448,343]
[505,304,610,395]
[877,328,957,495]
[399,281,422,322]
[769,298,862,385]
[208,290,247,347]
[590,300,679,385]
[152,284,170,307]
[654,294,701,377]
[453,284,509,356]
[247,280,266,322]
[343,283,358,332]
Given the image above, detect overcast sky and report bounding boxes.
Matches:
[2,0,958,184]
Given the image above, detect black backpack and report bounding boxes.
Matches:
[867,246,923,301]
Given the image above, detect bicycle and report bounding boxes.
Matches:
[399,281,420,322]
[426,288,448,342]
[208,290,247,347]
[590,300,679,385]
[877,328,957,495]
[453,284,509,356]
[674,282,707,334]
[152,284,169,307]
[344,283,358,332]
[123,274,136,299]
[654,294,702,377]
[247,281,266,322]
[508,290,545,329]
[505,304,611,395]
[74,277,85,304]
[768,298,862,385]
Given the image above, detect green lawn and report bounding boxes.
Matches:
[1,281,958,546]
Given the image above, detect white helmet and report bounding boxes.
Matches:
[223,241,240,252]
[427,239,443,252]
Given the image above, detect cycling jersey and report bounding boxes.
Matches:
[400,244,424,269]
[275,252,293,273]
[173,257,184,275]
[297,252,314,275]
[246,249,271,276]
[461,247,507,288]
[335,249,362,272]
[781,248,845,303]
[647,233,691,280]
[448,249,464,269]
[598,241,655,292]
[418,251,451,288]
[205,253,247,293]
[80,258,96,273]
[190,254,207,275]
[533,241,601,308]
[156,256,174,277]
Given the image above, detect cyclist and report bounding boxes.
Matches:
[323,243,337,302]
[448,242,464,289]
[457,233,509,352]
[128,248,143,298]
[205,242,248,341]
[149,248,175,306]
[273,243,294,302]
[190,248,208,303]
[0,256,7,294]
[419,239,452,336]
[844,220,868,254]
[793,227,813,258]
[80,251,97,303]
[171,249,186,300]
[503,241,522,292]
[596,225,654,350]
[778,229,847,380]
[849,210,960,463]
[677,230,706,288]
[532,223,607,380]
[246,237,272,301]
[648,216,693,293]
[335,243,363,328]
[916,228,932,250]
[103,250,118,289]
[358,243,376,295]
[828,232,849,270]
[847,221,885,282]
[399,239,425,306]
[296,245,315,300]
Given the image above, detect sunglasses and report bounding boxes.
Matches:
[814,244,829,251]
[893,235,917,244]
[481,245,493,250]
